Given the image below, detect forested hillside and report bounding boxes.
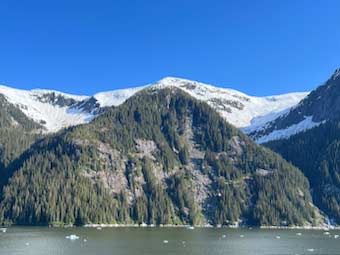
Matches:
[266,121,340,224]
[0,95,42,185]
[0,88,322,227]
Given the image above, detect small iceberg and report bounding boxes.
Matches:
[240,235,244,238]
[296,233,302,236]
[96,227,102,230]
[307,248,315,252]
[25,242,30,246]
[276,236,280,239]
[323,231,330,235]
[334,235,339,239]
[0,228,7,233]
[163,240,169,244]
[66,234,80,240]
[186,226,195,230]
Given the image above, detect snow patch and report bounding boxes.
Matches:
[94,86,146,107]
[0,85,92,132]
[256,116,324,144]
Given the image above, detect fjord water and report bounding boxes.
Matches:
[1,227,340,255]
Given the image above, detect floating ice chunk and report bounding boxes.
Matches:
[96,227,102,230]
[324,232,330,235]
[222,234,226,238]
[296,233,302,236]
[66,234,80,240]
[276,236,280,239]
[307,248,315,252]
[0,228,7,233]
[163,240,169,244]
[240,235,244,238]
[334,235,339,239]
[187,226,195,230]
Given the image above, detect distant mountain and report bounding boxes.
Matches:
[0,77,307,133]
[250,69,340,143]
[0,85,93,132]
[262,68,340,224]
[0,88,321,227]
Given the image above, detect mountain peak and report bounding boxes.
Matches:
[332,67,340,80]
[155,76,210,90]
[249,68,340,143]
[157,76,185,84]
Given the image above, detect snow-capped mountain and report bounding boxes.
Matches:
[0,77,308,134]
[250,68,340,143]
[0,85,92,132]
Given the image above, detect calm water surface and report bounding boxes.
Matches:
[0,227,339,255]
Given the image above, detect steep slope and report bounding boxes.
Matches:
[0,94,42,169]
[266,121,340,224]
[0,88,321,227]
[261,69,340,224]
[250,69,340,143]
[0,85,93,132]
[0,78,307,133]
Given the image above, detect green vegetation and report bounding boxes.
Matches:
[0,95,42,186]
[0,88,320,226]
[266,121,340,223]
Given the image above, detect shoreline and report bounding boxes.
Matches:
[81,223,340,230]
[3,223,339,230]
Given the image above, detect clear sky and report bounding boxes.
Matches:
[0,0,339,96]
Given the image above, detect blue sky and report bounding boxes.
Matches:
[0,0,339,96]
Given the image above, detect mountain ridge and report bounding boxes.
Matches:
[0,77,308,134]
[250,69,340,143]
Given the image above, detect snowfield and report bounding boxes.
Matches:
[0,85,92,132]
[0,77,308,141]
[256,116,324,144]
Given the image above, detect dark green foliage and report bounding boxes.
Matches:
[141,158,175,224]
[0,95,43,184]
[0,129,40,169]
[0,136,122,225]
[266,121,340,223]
[167,171,200,225]
[179,146,189,165]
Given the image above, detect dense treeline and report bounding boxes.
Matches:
[0,88,320,226]
[0,95,42,184]
[266,121,340,223]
